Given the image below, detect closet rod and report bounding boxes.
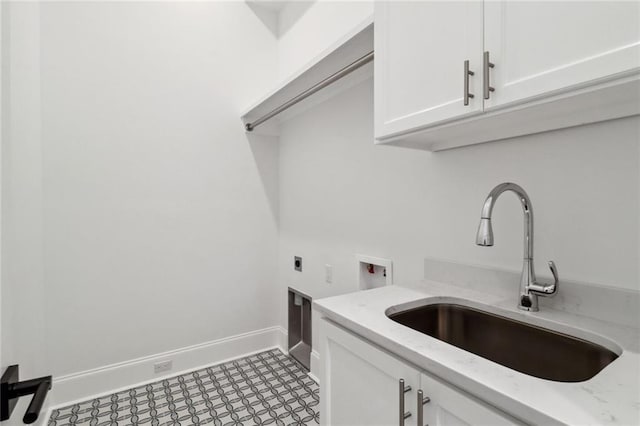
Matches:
[245,50,374,132]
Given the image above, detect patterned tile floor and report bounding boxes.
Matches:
[48,349,319,425]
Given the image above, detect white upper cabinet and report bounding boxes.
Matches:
[375,1,484,140]
[484,1,640,109]
[375,0,640,151]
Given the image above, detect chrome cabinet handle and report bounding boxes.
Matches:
[399,379,411,425]
[483,51,495,99]
[417,389,431,426]
[463,60,475,106]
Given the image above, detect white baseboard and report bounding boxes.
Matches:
[310,349,320,383]
[277,325,288,351]
[49,326,284,408]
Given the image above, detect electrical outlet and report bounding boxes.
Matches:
[294,256,302,272]
[154,360,172,374]
[325,264,332,283]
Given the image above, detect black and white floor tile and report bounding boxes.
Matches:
[48,349,319,425]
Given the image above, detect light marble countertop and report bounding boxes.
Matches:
[314,280,640,425]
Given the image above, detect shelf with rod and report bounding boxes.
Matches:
[241,15,373,136]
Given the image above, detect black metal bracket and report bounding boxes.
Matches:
[1,365,52,424]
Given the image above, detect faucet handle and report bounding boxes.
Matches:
[548,261,558,287]
[528,260,559,297]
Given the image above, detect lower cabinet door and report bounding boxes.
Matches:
[418,373,521,426]
[319,318,421,426]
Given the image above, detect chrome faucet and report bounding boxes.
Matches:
[475,183,559,312]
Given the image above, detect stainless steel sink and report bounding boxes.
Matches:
[387,303,619,382]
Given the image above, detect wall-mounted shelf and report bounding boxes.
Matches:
[241,15,373,136]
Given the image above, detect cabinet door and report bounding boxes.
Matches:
[319,319,420,426]
[375,1,484,140]
[484,1,640,109]
[418,373,521,426]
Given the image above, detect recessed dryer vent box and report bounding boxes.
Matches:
[288,287,312,371]
[356,254,393,290]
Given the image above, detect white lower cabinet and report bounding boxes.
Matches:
[319,318,521,426]
[419,373,518,426]
[319,318,421,426]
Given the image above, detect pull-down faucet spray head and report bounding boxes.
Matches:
[475,218,494,246]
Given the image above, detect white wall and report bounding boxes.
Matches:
[277,0,373,78]
[0,0,4,376]
[3,1,281,381]
[1,1,48,381]
[0,4,51,422]
[277,76,640,358]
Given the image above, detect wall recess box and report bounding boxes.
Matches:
[356,254,393,290]
[288,287,312,371]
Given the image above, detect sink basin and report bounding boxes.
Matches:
[387,303,619,382]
